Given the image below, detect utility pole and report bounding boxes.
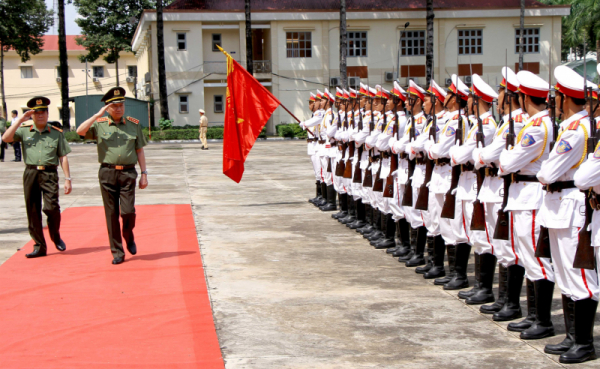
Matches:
[340,0,347,89]
[425,0,434,87]
[58,0,70,130]
[519,0,525,71]
[245,0,253,75]
[156,0,170,120]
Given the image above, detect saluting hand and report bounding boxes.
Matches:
[98,104,111,116]
[139,174,148,189]
[64,179,72,195]
[20,110,35,122]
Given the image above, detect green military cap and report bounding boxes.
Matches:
[101,87,126,104]
[27,96,50,110]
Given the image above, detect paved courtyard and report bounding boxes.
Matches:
[0,140,598,368]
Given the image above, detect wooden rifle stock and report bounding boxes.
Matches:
[535,225,552,258]
[441,109,464,219]
[470,97,487,231]
[574,190,596,269]
[493,175,511,240]
[416,102,438,211]
[363,159,373,187]
[353,145,363,183]
[373,160,384,192]
[401,159,415,206]
[343,141,355,178]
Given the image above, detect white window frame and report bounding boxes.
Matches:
[286,32,312,58]
[515,28,540,54]
[20,66,33,79]
[179,95,189,113]
[458,29,483,55]
[177,33,187,51]
[348,31,367,57]
[212,34,222,52]
[214,95,224,113]
[93,66,104,78]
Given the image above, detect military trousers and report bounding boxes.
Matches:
[23,166,61,251]
[199,126,208,148]
[98,166,137,259]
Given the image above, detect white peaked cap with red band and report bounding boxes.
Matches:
[368,86,377,98]
[316,89,323,99]
[554,65,596,99]
[427,79,447,100]
[449,74,469,101]
[343,89,350,99]
[336,87,344,99]
[408,79,426,101]
[500,67,519,93]
[376,85,391,99]
[309,92,316,102]
[359,82,369,96]
[324,88,335,102]
[349,88,358,99]
[392,81,407,101]
[516,70,548,99]
[471,74,499,103]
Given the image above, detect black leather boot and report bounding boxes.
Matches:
[415,237,434,274]
[316,182,328,207]
[357,204,374,234]
[365,209,383,241]
[466,253,496,305]
[481,264,508,314]
[424,235,446,279]
[398,227,418,262]
[434,244,455,285]
[406,226,427,267]
[545,295,575,354]
[521,279,555,339]
[386,221,401,254]
[508,279,536,331]
[392,219,411,257]
[348,199,367,229]
[309,181,322,204]
[319,185,337,211]
[493,264,524,321]
[443,243,471,290]
[373,213,396,249]
[559,298,598,364]
[339,196,355,224]
[332,193,348,219]
[459,253,481,299]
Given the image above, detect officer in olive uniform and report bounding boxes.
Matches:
[2,97,72,258]
[76,87,148,265]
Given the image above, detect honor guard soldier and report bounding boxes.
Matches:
[539,66,599,363]
[76,87,148,265]
[302,92,325,207]
[2,96,72,258]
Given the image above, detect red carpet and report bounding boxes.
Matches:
[0,205,224,369]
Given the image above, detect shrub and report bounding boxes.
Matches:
[276,123,306,138]
[158,118,174,130]
[65,131,83,142]
[258,127,267,139]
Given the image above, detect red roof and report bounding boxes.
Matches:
[166,0,560,11]
[41,35,86,51]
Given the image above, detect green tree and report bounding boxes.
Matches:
[0,0,53,117]
[74,0,153,87]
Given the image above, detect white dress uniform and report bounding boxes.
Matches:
[389,109,409,221]
[574,143,600,254]
[375,109,397,215]
[399,111,427,229]
[354,107,372,204]
[302,107,326,182]
[351,107,366,201]
[332,108,344,194]
[366,108,384,209]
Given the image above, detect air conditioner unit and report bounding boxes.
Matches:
[384,72,394,82]
[126,76,135,83]
[464,76,473,85]
[92,77,100,83]
[445,78,452,87]
[56,77,61,83]
[330,77,341,87]
[145,84,151,95]
[145,72,151,83]
[348,76,360,88]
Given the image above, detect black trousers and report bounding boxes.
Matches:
[98,166,137,259]
[23,167,61,251]
[0,140,6,161]
[13,142,21,161]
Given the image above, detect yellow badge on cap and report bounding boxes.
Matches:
[114,90,120,96]
[36,99,42,105]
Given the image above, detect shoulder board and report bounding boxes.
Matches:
[126,116,139,124]
[20,123,33,127]
[482,118,490,125]
[596,120,600,130]
[568,120,580,131]
[452,115,459,120]
[532,117,543,127]
[96,117,109,122]
[51,125,63,132]
[514,115,523,123]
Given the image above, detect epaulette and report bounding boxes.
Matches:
[532,117,543,127]
[97,117,109,122]
[596,120,600,130]
[452,115,459,120]
[51,125,63,133]
[482,118,490,125]
[21,123,33,127]
[514,115,523,123]
[126,116,140,124]
[568,120,580,130]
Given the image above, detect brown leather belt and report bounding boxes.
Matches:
[545,180,576,193]
[399,153,408,160]
[461,162,474,171]
[382,152,391,159]
[307,138,316,143]
[370,156,381,163]
[101,163,136,170]
[485,167,499,177]
[26,165,57,171]
[416,157,427,165]
[318,140,326,144]
[512,174,538,183]
[435,158,450,166]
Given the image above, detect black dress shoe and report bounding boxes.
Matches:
[55,239,66,252]
[347,219,366,229]
[112,256,125,265]
[127,242,137,255]
[332,210,347,219]
[424,266,446,279]
[26,248,47,258]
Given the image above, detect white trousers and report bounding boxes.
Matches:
[477,202,514,266]
[549,226,599,301]
[423,190,441,237]
[319,156,333,185]
[351,168,363,201]
[510,210,555,282]
[390,179,405,220]
[404,187,425,229]
[342,176,352,196]
[310,155,321,182]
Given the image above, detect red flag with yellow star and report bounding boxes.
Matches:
[219,46,281,183]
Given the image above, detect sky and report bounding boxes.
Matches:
[44,0,82,35]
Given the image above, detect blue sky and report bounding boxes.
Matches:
[44,0,82,35]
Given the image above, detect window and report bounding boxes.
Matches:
[348,32,367,57]
[179,95,189,113]
[128,66,138,78]
[286,32,312,58]
[401,30,425,56]
[458,29,482,55]
[515,28,540,54]
[212,34,222,52]
[20,66,33,79]
[177,33,186,51]
[214,95,224,113]
[93,66,104,78]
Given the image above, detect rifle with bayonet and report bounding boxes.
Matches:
[401,94,418,207]
[373,98,387,192]
[353,101,364,183]
[343,99,356,178]
[415,93,438,210]
[440,93,464,219]
[384,96,400,198]
[363,99,375,188]
[335,100,347,176]
[470,94,487,230]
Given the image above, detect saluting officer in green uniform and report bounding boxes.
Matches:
[76,87,148,265]
[2,97,72,258]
